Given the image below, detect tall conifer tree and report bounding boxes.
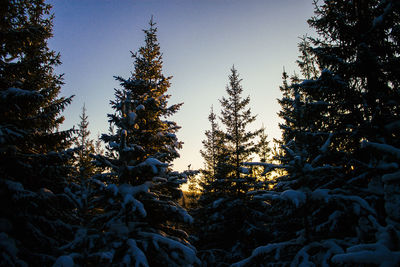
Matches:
[0,0,76,265]
[63,19,199,266]
[195,67,266,265]
[219,66,261,194]
[235,1,400,266]
[199,106,227,195]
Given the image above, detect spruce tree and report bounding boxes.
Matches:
[200,107,218,182]
[199,106,226,196]
[62,19,199,266]
[219,66,261,195]
[257,126,271,164]
[235,1,400,265]
[64,104,103,220]
[248,126,272,185]
[75,104,100,180]
[0,0,76,265]
[195,67,266,265]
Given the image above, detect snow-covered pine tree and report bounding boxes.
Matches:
[0,0,77,265]
[234,0,400,266]
[62,18,199,266]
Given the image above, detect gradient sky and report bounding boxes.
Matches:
[48,0,315,171]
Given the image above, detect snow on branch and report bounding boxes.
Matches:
[249,189,306,208]
[231,240,297,267]
[0,87,42,99]
[361,141,400,160]
[139,232,200,265]
[243,162,289,171]
[123,239,149,267]
[332,226,400,266]
[136,157,168,174]
[320,133,333,153]
[311,189,376,216]
[382,171,400,183]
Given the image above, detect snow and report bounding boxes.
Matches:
[291,242,318,267]
[109,141,119,148]
[320,133,333,153]
[59,228,87,250]
[376,162,398,171]
[100,251,114,262]
[124,239,149,267]
[166,133,176,138]
[362,141,400,160]
[4,179,24,191]
[107,184,119,196]
[109,223,129,237]
[123,194,146,217]
[178,207,194,224]
[152,176,167,183]
[136,104,145,111]
[118,182,151,197]
[137,157,168,174]
[311,189,375,215]
[52,255,74,267]
[382,171,400,183]
[0,232,18,260]
[249,190,306,207]
[239,166,250,174]
[281,190,306,207]
[0,87,42,99]
[311,189,330,202]
[139,232,200,265]
[128,112,137,125]
[232,241,296,267]
[316,211,341,232]
[212,198,225,208]
[332,244,400,266]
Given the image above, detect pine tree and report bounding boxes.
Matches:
[62,19,199,266]
[219,66,261,195]
[64,104,104,220]
[200,107,218,182]
[0,0,76,265]
[235,1,400,266]
[257,126,271,164]
[75,104,100,179]
[248,126,272,185]
[199,106,226,195]
[195,67,266,265]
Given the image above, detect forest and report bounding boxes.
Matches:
[1,0,400,266]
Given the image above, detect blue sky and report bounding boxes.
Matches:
[48,0,315,171]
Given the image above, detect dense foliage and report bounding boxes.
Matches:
[1,0,400,266]
[0,0,77,265]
